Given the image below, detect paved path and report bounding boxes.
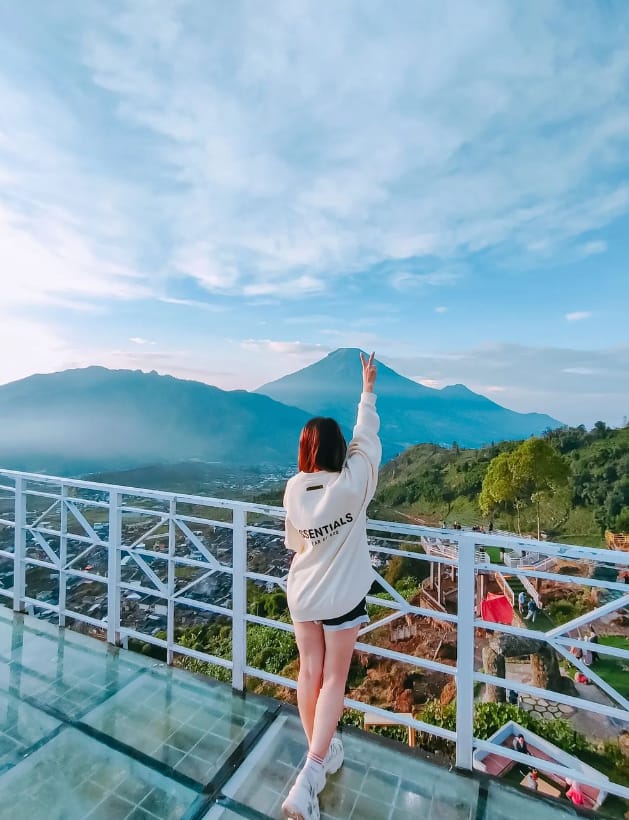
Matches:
[507,661,621,741]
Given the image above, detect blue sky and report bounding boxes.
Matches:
[0,1,628,427]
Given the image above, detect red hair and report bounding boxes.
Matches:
[298,417,347,473]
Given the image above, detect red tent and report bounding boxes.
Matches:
[480,592,513,625]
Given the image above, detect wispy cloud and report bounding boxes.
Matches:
[65,1,629,298]
[565,311,592,321]
[390,270,461,292]
[384,343,629,426]
[581,240,607,256]
[0,204,148,310]
[240,340,329,358]
[435,306,448,313]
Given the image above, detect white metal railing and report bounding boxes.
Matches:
[494,570,515,607]
[0,468,629,804]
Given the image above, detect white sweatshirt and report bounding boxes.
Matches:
[284,392,381,622]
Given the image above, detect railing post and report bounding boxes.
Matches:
[231,507,247,691]
[455,535,476,770]
[167,497,176,665]
[58,484,68,628]
[13,476,26,613]
[107,490,122,645]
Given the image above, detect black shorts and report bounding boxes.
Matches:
[316,598,369,631]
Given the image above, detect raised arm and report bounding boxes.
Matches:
[344,352,381,498]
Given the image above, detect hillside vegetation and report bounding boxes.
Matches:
[373,423,629,545]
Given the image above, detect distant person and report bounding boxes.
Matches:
[512,734,530,755]
[574,670,590,685]
[524,598,538,622]
[281,352,381,820]
[524,769,539,791]
[589,629,599,663]
[488,521,494,533]
[566,780,585,806]
[518,590,527,615]
[508,689,519,705]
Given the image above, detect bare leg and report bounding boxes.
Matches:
[293,620,325,745]
[309,625,360,759]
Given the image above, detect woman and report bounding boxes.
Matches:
[281,351,381,820]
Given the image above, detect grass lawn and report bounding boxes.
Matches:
[595,636,629,699]
[519,608,555,633]
[483,547,503,564]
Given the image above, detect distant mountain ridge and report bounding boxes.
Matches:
[256,348,562,459]
[0,352,563,476]
[0,367,309,474]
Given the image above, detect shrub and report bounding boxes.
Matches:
[545,595,591,625]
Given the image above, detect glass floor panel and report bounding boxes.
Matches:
[483,780,578,819]
[83,667,269,783]
[0,726,198,820]
[0,608,607,819]
[212,711,479,820]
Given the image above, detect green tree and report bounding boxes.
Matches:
[510,438,570,539]
[479,451,520,528]
[479,438,569,537]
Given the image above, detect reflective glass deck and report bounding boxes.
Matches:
[0,608,587,820]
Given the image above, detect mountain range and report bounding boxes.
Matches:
[0,349,562,474]
[257,348,561,459]
[0,367,309,474]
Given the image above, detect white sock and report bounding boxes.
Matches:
[302,753,324,778]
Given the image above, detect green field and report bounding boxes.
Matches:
[595,636,629,699]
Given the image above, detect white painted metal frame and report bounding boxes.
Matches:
[0,468,629,802]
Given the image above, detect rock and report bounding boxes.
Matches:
[482,645,506,702]
[437,642,457,660]
[395,689,415,712]
[440,679,457,706]
[482,634,565,702]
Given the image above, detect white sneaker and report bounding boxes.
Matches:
[323,737,344,777]
[282,766,323,820]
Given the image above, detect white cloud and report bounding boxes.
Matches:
[435,306,448,313]
[390,270,461,291]
[68,1,629,298]
[157,297,225,311]
[173,243,240,292]
[563,367,597,375]
[565,311,592,321]
[240,340,329,357]
[0,318,75,385]
[242,275,324,298]
[581,240,607,256]
[0,205,147,309]
[129,337,153,345]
